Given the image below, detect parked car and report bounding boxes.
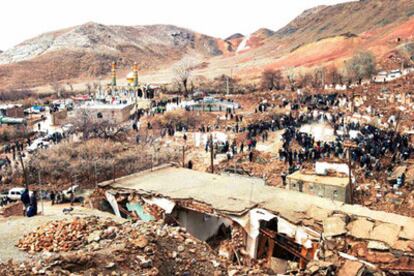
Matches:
[62,185,80,201]
[7,187,32,201]
[27,138,50,153]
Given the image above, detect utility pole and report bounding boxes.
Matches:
[226,76,229,95]
[210,134,214,174]
[344,140,356,204]
[38,170,44,215]
[18,152,28,190]
[182,145,186,167]
[112,160,116,183]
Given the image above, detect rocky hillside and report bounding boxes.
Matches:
[0,22,229,90]
[2,0,414,90]
[195,0,414,83]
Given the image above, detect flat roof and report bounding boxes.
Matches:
[103,166,271,215]
[78,102,133,110]
[101,166,414,229]
[287,170,349,188]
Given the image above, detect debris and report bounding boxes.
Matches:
[323,216,347,237]
[347,218,374,240]
[370,223,400,247]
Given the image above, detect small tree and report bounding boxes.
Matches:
[174,58,195,97]
[51,81,62,98]
[286,68,297,91]
[71,110,128,141]
[325,65,344,85]
[346,51,376,84]
[261,69,283,90]
[85,83,92,94]
[298,72,313,88]
[312,67,326,88]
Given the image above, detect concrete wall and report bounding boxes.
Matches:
[77,104,133,123]
[288,179,349,203]
[173,208,231,241]
[52,110,68,126]
[4,107,24,118]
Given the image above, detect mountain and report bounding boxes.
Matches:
[0,22,229,90]
[2,0,414,91]
[196,0,414,82]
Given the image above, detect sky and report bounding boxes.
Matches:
[0,0,353,50]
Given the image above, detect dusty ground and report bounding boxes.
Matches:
[0,202,122,262]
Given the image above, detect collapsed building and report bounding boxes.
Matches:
[94,165,414,274]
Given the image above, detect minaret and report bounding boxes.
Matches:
[111,61,117,87]
[133,62,139,87]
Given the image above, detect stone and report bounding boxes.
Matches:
[337,261,363,276]
[323,216,346,237]
[370,223,400,246]
[347,218,374,240]
[131,236,149,249]
[87,231,103,243]
[137,255,152,268]
[393,240,414,252]
[367,241,389,251]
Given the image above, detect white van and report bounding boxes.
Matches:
[7,187,33,201]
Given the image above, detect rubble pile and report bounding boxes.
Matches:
[17,216,118,253]
[6,216,272,275]
[217,151,287,186]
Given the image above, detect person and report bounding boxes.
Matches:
[281,172,287,186]
[20,188,30,216]
[27,191,38,217]
[50,190,56,205]
[187,160,193,170]
[249,151,254,162]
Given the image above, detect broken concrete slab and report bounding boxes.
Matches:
[337,260,363,276]
[367,241,389,251]
[269,257,288,274]
[400,220,414,240]
[306,205,332,222]
[370,223,400,246]
[347,218,374,240]
[392,240,414,252]
[323,216,346,237]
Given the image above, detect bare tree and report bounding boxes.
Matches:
[85,83,92,94]
[67,82,74,93]
[51,80,62,98]
[325,65,344,85]
[174,58,196,97]
[346,51,376,84]
[398,42,414,66]
[71,110,128,141]
[261,69,283,90]
[286,68,297,91]
[312,67,326,88]
[298,72,313,88]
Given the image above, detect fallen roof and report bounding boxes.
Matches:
[287,170,349,188]
[100,166,414,229]
[101,166,272,215]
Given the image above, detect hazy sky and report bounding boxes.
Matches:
[0,0,353,50]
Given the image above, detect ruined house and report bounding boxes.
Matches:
[94,165,414,273]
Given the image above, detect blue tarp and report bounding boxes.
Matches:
[126,202,154,222]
